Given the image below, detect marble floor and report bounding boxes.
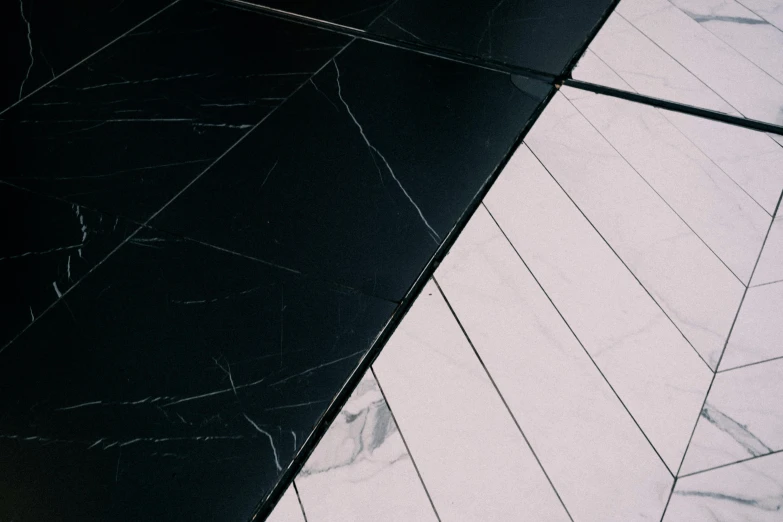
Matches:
[2,0,783,520]
[269,2,783,519]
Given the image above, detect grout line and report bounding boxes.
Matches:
[0,0,183,117]
[562,92,747,287]
[524,142,714,372]
[564,79,783,136]
[718,353,783,374]
[432,277,575,522]
[678,448,783,479]
[613,11,744,117]
[370,367,443,522]
[291,481,309,522]
[481,202,675,478]
[657,194,783,522]
[750,278,783,289]
[658,477,678,522]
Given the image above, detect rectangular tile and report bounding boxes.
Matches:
[753,217,783,286]
[720,281,783,370]
[0,183,136,349]
[664,452,783,521]
[0,227,396,522]
[0,0,350,221]
[560,86,770,284]
[616,0,783,125]
[435,206,673,521]
[575,13,739,115]
[525,92,742,369]
[484,144,712,470]
[2,0,171,111]
[152,39,550,301]
[373,280,570,522]
[681,358,783,475]
[295,372,437,522]
[670,0,783,84]
[573,49,783,216]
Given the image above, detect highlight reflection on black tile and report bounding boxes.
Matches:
[1,0,172,111]
[372,0,616,76]
[0,183,136,349]
[0,0,349,221]
[153,40,551,301]
[0,226,396,522]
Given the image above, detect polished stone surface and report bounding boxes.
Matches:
[1,0,172,112]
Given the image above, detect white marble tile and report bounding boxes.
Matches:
[720,281,783,370]
[753,217,783,286]
[572,52,783,217]
[435,206,673,521]
[680,358,783,475]
[577,13,739,115]
[670,0,783,84]
[664,451,783,521]
[483,144,712,472]
[739,0,783,31]
[295,372,437,522]
[266,485,306,522]
[372,280,570,522]
[525,92,743,369]
[616,0,783,125]
[561,86,770,284]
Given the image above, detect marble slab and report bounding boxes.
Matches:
[1,0,171,111]
[152,39,550,301]
[560,86,770,284]
[753,217,783,287]
[670,0,783,85]
[295,372,437,522]
[720,281,783,371]
[483,144,713,471]
[664,451,783,521]
[0,0,350,222]
[266,485,306,522]
[616,0,783,126]
[435,206,672,521]
[0,226,396,522]
[0,183,136,350]
[373,280,570,522]
[525,92,743,369]
[572,48,783,216]
[680,358,783,475]
[739,0,783,32]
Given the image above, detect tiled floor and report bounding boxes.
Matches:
[3,0,783,520]
[269,1,783,518]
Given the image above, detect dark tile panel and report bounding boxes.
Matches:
[0,183,136,349]
[372,0,616,76]
[0,226,396,522]
[153,40,551,301]
[0,0,350,221]
[239,0,616,76]
[1,0,172,111]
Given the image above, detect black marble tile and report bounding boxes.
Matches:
[244,0,396,27]
[153,40,552,301]
[1,0,172,112]
[371,0,616,76]
[0,183,136,350]
[0,226,396,522]
[0,0,350,221]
